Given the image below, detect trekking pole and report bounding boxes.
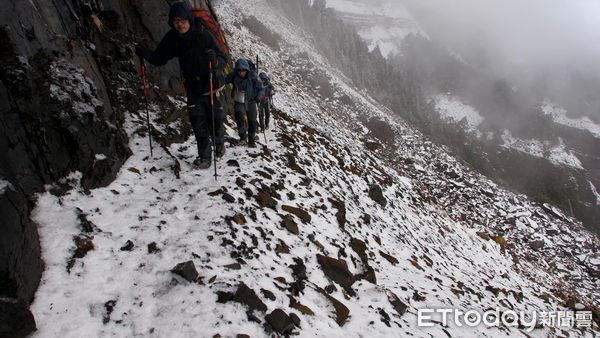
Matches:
[270,97,277,130]
[209,61,218,180]
[139,56,154,157]
[261,100,268,148]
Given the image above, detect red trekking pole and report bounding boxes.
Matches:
[139,57,153,157]
[209,61,218,180]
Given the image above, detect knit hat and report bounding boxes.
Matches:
[168,2,194,29]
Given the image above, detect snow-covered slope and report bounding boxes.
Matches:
[501,131,584,170]
[29,0,599,337]
[542,100,600,139]
[434,94,484,130]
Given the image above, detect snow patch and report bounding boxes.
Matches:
[0,178,13,194]
[542,100,600,138]
[434,94,483,129]
[501,131,583,169]
[590,181,600,206]
[48,59,103,116]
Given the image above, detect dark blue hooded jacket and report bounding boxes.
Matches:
[138,2,227,95]
[225,59,264,103]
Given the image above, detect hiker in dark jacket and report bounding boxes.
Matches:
[258,72,275,131]
[135,2,227,169]
[224,59,264,147]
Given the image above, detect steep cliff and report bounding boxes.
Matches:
[0,1,185,335]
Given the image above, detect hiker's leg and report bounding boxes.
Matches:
[258,102,265,130]
[214,99,225,146]
[247,101,258,141]
[188,96,211,160]
[264,101,271,128]
[234,102,247,139]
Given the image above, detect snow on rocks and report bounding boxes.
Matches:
[501,130,584,169]
[48,58,103,116]
[542,100,600,139]
[0,178,13,194]
[589,180,600,206]
[434,94,484,129]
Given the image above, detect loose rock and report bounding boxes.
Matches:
[233,283,267,312]
[265,309,295,334]
[171,261,199,282]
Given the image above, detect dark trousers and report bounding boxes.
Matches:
[259,100,271,129]
[187,94,224,159]
[234,101,257,140]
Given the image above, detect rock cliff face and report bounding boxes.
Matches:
[0,1,180,335]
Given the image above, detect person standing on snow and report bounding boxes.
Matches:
[135,2,227,169]
[224,59,264,148]
[258,72,275,131]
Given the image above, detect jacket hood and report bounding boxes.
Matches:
[259,72,269,80]
[234,59,251,71]
[169,2,195,29]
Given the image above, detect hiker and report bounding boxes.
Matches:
[225,59,264,147]
[135,1,227,169]
[258,72,276,131]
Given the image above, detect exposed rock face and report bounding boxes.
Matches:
[0,185,41,308]
[0,1,184,335]
[0,298,36,337]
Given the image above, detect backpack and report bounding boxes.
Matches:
[188,0,232,81]
[188,1,230,61]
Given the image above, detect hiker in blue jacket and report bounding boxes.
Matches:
[258,72,276,131]
[135,2,227,169]
[224,59,264,148]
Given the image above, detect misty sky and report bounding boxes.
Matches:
[401,0,600,75]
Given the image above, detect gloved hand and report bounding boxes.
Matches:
[205,49,217,65]
[135,45,144,57]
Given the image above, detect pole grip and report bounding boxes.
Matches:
[139,57,148,97]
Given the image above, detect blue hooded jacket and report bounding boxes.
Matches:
[137,2,227,95]
[225,59,264,103]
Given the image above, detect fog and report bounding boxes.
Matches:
[397,0,600,119]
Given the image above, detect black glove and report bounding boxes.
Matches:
[135,45,144,57]
[205,49,217,65]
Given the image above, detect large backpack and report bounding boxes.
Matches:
[187,0,232,72]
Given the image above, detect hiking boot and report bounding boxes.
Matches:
[193,157,211,169]
[238,134,247,145]
[248,139,256,148]
[216,144,226,158]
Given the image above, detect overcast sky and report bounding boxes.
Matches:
[400,0,600,76]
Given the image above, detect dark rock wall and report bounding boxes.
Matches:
[0,1,183,336]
